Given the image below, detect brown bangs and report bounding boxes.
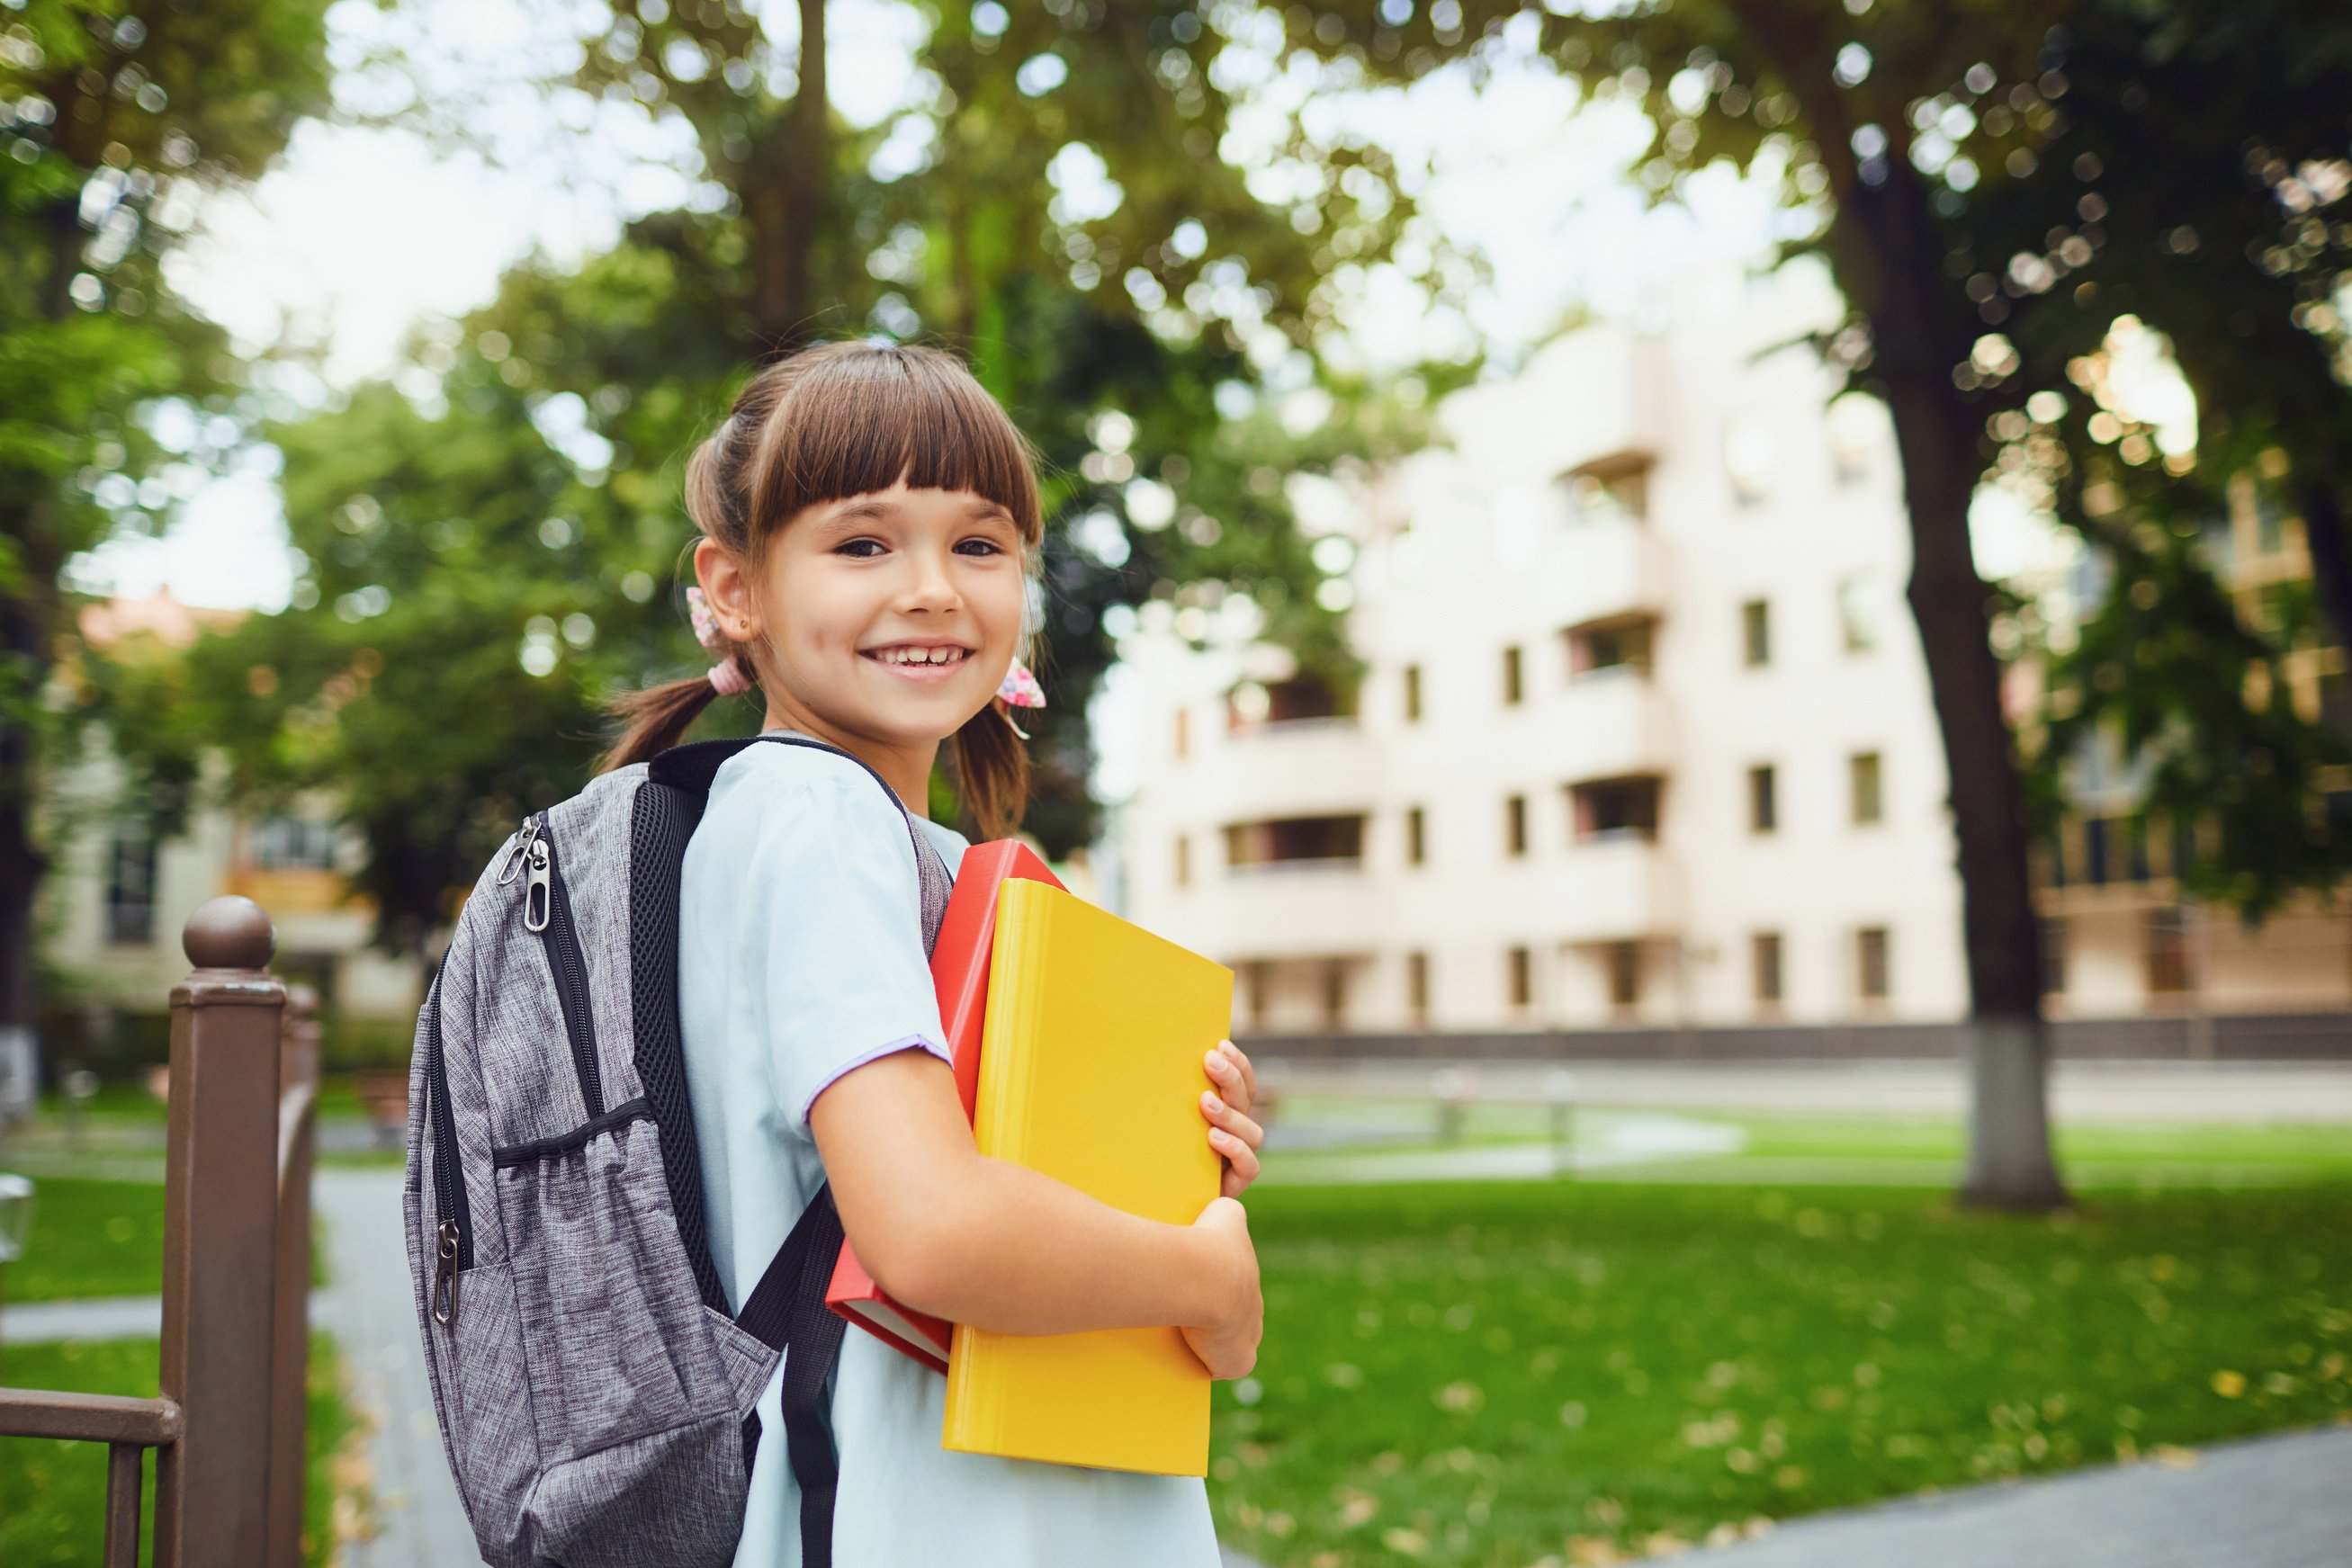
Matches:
[745,343,1042,551]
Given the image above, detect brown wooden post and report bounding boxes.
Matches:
[154,897,284,1568]
[267,982,319,1568]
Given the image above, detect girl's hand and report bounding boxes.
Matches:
[1180,1196,1262,1380]
[1199,1040,1265,1199]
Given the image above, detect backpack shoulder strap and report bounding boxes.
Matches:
[666,731,952,1567]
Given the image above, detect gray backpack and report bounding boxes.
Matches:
[405,734,949,1568]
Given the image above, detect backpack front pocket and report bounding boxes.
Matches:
[498,1112,725,1460]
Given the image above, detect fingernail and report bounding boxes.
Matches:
[1202,1091,1224,1113]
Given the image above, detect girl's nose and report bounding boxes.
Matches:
[899,546,962,613]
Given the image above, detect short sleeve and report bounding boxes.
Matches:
[724,755,952,1127]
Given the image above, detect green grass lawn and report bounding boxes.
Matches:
[1213,1179,2352,1567]
[0,1336,355,1567]
[4,1178,167,1304]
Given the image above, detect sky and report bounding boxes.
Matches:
[78,0,1799,613]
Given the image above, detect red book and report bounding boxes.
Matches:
[824,840,1067,1372]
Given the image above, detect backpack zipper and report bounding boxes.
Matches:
[528,811,606,1120]
[426,976,472,1323]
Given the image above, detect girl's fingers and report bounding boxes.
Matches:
[1198,1094,1265,1151]
[1204,1041,1257,1117]
[1210,1127,1261,1196]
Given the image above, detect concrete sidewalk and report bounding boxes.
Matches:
[1681,1424,2352,1568]
[313,1166,480,1568]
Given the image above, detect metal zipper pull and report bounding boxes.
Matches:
[522,838,552,933]
[496,816,541,885]
[434,1219,462,1325]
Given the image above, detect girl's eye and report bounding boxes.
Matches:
[954,537,1006,557]
[835,537,887,559]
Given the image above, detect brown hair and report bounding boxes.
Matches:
[600,342,1043,838]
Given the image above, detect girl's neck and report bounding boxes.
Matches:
[759,693,938,820]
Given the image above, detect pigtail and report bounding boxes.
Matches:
[951,704,1030,840]
[598,673,741,772]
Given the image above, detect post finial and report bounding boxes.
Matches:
[183,896,275,972]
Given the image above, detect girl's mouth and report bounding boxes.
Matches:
[863,642,974,676]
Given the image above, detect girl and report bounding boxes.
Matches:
[601,342,1267,1567]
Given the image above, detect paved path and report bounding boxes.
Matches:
[1681,1424,2352,1567]
[313,1166,481,1568]
[1,1292,161,1344]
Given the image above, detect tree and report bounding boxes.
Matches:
[173,0,1442,951]
[1964,0,2352,917]
[1,0,330,1081]
[1278,0,2352,1206]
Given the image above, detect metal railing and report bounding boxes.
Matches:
[0,895,318,1568]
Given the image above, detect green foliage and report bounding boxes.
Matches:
[180,1,1465,943]
[1281,0,2352,920]
[1214,1179,2352,1567]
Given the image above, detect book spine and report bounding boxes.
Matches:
[945,881,1055,1450]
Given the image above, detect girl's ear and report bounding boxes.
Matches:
[694,537,761,642]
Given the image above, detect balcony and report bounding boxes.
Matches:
[1542,836,1682,943]
[1166,861,1388,963]
[1194,718,1384,822]
[1550,669,1675,780]
[1538,515,1669,631]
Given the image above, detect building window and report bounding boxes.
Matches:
[1850,751,1883,826]
[1173,707,1190,760]
[1502,644,1523,706]
[1742,599,1771,668]
[1504,794,1528,857]
[1723,415,1777,504]
[249,816,336,871]
[1571,776,1662,842]
[1567,617,1656,680]
[1244,961,1270,1031]
[1407,951,1431,1024]
[1747,765,1778,835]
[2147,907,2193,994]
[2041,917,2068,996]
[1174,835,1191,888]
[1506,945,1532,1008]
[2083,817,2111,886]
[1224,814,1367,868]
[1405,806,1426,867]
[106,826,157,946]
[1403,663,1423,722]
[1321,960,1349,1031]
[1836,575,1879,654]
[1564,463,1648,524]
[1605,940,1641,1010]
[1856,926,1891,1002]
[1752,931,1783,1007]
[1230,671,1354,731]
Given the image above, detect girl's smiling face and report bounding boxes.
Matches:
[696,479,1027,763]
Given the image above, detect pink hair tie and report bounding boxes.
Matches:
[708,656,751,696]
[685,586,752,695]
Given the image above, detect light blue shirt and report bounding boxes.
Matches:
[678,737,1218,1568]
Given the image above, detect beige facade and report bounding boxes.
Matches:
[38,592,424,1030]
[1117,274,2350,1036]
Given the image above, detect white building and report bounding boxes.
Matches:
[1116,271,2348,1037]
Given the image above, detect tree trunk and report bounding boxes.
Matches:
[0,184,85,1119]
[2297,480,2352,681]
[1850,170,2069,1211]
[747,0,828,348]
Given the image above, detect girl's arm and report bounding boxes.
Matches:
[810,1048,1262,1378]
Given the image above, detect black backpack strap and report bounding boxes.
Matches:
[732,1182,851,1564]
[660,730,954,1566]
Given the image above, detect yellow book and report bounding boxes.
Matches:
[941,879,1234,1475]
